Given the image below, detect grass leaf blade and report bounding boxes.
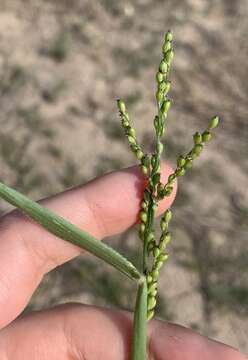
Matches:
[0,182,141,282]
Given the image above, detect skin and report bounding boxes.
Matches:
[0,164,246,360]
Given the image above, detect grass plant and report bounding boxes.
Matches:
[0,31,219,359]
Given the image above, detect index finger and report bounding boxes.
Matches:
[0,163,176,329]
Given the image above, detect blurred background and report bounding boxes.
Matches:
[0,0,247,355]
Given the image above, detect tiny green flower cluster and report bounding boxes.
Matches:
[157,115,219,200]
[117,30,220,322]
[143,31,174,319]
[146,208,172,320]
[151,30,173,188]
[117,99,150,175]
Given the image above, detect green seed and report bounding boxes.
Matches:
[165,49,174,65]
[202,131,212,142]
[122,119,129,128]
[155,260,164,270]
[131,144,139,153]
[161,231,170,242]
[140,211,147,223]
[117,99,126,113]
[177,156,186,167]
[147,232,155,243]
[193,144,203,156]
[184,159,193,169]
[127,127,136,137]
[156,90,164,104]
[156,142,164,154]
[159,240,166,251]
[161,99,171,114]
[148,282,157,294]
[208,116,219,130]
[193,132,202,144]
[141,165,148,175]
[163,81,171,95]
[188,151,198,160]
[123,113,129,121]
[162,41,172,54]
[160,220,167,232]
[159,60,168,73]
[150,288,158,297]
[147,241,155,252]
[176,167,185,177]
[158,81,168,92]
[158,253,169,262]
[152,203,158,212]
[147,309,154,321]
[136,149,144,160]
[141,201,148,210]
[140,222,146,233]
[128,136,136,145]
[163,209,172,223]
[158,84,166,94]
[147,275,153,284]
[156,71,164,83]
[159,233,171,250]
[165,30,173,42]
[147,296,157,310]
[153,247,160,258]
[151,269,159,280]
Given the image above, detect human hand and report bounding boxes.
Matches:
[0,165,246,359]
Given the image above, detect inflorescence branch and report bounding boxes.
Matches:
[117,30,220,321]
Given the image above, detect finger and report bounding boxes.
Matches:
[0,164,176,329]
[0,304,246,360]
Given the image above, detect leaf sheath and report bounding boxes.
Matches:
[131,278,148,360]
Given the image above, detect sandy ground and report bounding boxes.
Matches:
[0,0,247,355]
